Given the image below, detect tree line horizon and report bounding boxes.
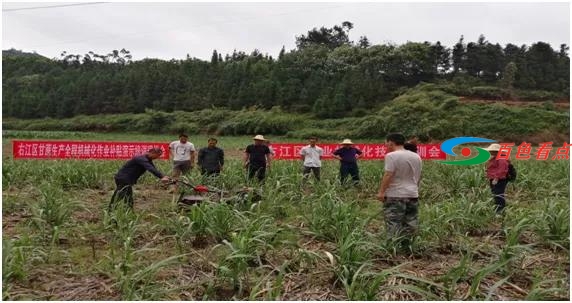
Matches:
[3,21,569,120]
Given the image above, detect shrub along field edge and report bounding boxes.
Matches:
[3,85,569,145]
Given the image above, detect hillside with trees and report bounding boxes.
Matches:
[3,84,569,145]
[2,22,569,140]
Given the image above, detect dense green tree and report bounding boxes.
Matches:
[211,50,219,64]
[2,26,569,120]
[296,21,354,50]
[358,36,370,48]
[452,35,466,74]
[500,61,517,89]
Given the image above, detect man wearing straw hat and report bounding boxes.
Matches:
[333,139,363,185]
[243,135,272,183]
[483,143,509,215]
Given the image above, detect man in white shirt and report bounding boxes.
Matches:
[300,137,323,181]
[377,133,422,252]
[169,134,196,181]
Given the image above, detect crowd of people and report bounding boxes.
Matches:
[109,133,511,252]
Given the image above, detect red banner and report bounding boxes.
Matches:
[270,143,446,160]
[12,140,169,160]
[12,140,446,161]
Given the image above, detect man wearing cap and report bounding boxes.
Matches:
[377,133,422,252]
[244,135,272,183]
[333,139,363,185]
[484,143,509,215]
[110,148,170,211]
[169,134,195,191]
[300,137,323,182]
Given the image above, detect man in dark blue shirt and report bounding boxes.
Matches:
[243,135,272,183]
[109,148,170,211]
[198,138,225,176]
[333,139,362,185]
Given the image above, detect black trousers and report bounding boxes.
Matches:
[109,178,134,211]
[489,178,508,214]
[303,166,321,181]
[248,165,266,182]
[340,162,359,185]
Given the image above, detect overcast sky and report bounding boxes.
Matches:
[2,2,570,61]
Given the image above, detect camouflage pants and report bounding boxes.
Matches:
[384,197,419,244]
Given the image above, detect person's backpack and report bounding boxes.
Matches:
[506,161,517,182]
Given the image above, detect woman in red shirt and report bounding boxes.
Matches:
[484,144,509,215]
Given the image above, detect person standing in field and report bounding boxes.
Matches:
[483,143,509,215]
[300,136,323,182]
[244,135,272,183]
[332,139,362,185]
[109,148,170,211]
[169,134,195,191]
[377,133,422,252]
[197,138,224,176]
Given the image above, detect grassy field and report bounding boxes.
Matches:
[2,131,570,300]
